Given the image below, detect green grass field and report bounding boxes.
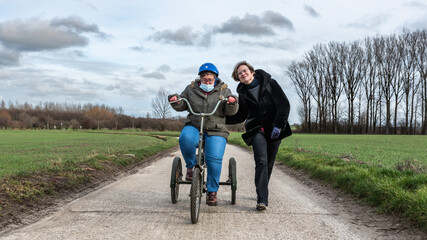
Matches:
[281,134,427,169]
[0,130,178,178]
[1,130,426,229]
[229,132,427,229]
[229,133,426,170]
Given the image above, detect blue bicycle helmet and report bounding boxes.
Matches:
[198,63,219,77]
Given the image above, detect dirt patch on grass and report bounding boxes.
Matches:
[0,146,178,232]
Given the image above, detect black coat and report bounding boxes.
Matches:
[226,69,292,145]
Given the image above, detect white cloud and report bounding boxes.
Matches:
[216,14,276,36]
[404,13,427,30]
[149,26,199,46]
[405,1,427,9]
[157,64,171,72]
[0,17,90,51]
[0,49,20,66]
[262,11,295,30]
[304,5,321,18]
[346,14,390,30]
[142,72,166,80]
[51,16,103,35]
[239,38,295,50]
[0,0,424,124]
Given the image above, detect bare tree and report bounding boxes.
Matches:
[287,28,426,135]
[325,42,344,133]
[287,60,312,132]
[391,36,404,134]
[0,109,11,129]
[151,87,172,131]
[400,29,420,134]
[317,45,332,132]
[84,107,114,130]
[374,84,384,133]
[17,112,32,129]
[363,37,379,133]
[305,50,320,132]
[376,35,400,134]
[415,29,427,134]
[340,41,365,134]
[306,44,329,132]
[70,119,80,130]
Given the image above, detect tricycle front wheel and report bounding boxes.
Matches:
[190,167,202,224]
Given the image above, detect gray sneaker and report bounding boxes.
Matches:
[256,203,267,211]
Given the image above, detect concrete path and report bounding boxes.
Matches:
[0,144,421,239]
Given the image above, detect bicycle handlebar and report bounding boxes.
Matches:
[170,97,229,116]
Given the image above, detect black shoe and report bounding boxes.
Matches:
[256,203,267,211]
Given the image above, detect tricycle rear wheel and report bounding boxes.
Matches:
[229,158,237,204]
[170,156,182,204]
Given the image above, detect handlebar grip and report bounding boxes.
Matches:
[170,97,228,116]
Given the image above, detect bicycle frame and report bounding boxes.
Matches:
[170,97,228,168]
[169,96,235,223]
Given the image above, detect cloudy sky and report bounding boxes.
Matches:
[0,0,426,124]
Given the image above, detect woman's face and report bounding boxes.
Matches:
[237,65,254,85]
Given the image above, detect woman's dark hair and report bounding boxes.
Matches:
[231,61,255,82]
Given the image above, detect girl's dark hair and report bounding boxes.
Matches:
[231,61,255,82]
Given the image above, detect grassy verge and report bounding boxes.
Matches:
[282,134,427,170]
[0,130,178,215]
[228,132,427,230]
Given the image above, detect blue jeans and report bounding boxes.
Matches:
[179,125,226,192]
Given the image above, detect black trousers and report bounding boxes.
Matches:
[252,133,281,206]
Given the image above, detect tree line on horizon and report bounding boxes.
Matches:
[288,28,427,135]
[0,100,185,131]
[0,90,245,132]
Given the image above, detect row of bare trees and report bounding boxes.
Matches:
[288,28,427,134]
[0,100,185,131]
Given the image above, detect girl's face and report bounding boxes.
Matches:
[237,65,254,85]
[200,72,216,85]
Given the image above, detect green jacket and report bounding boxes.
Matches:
[169,78,238,141]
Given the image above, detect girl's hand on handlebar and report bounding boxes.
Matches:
[169,96,181,104]
[227,96,236,104]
